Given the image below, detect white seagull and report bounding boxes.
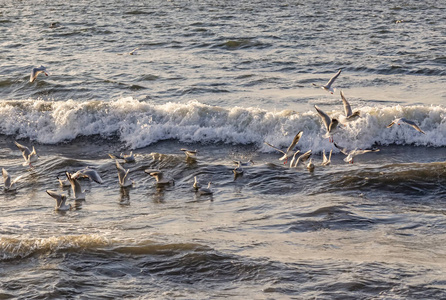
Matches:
[321,149,332,166]
[181,148,198,159]
[387,118,425,134]
[46,190,71,211]
[14,141,38,167]
[306,158,315,172]
[66,172,86,200]
[312,69,342,94]
[264,131,303,164]
[197,182,213,195]
[314,105,340,143]
[30,65,49,83]
[145,169,174,186]
[340,91,360,122]
[114,160,133,187]
[2,168,23,192]
[334,143,380,164]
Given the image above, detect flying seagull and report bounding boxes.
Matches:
[30,65,49,83]
[387,118,425,134]
[312,69,342,94]
[264,131,303,164]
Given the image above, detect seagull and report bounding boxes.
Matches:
[264,131,303,164]
[312,69,342,94]
[314,105,340,143]
[46,190,71,211]
[292,150,312,167]
[114,160,133,187]
[72,167,103,184]
[387,118,425,134]
[2,168,23,192]
[193,176,201,190]
[129,47,139,55]
[144,169,174,186]
[321,149,332,166]
[334,143,380,164]
[340,91,360,122]
[306,158,315,172]
[14,141,38,167]
[120,151,135,163]
[197,182,213,195]
[181,148,198,159]
[109,152,135,163]
[233,161,244,178]
[30,65,49,83]
[65,172,86,200]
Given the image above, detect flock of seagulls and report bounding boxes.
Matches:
[8,67,427,210]
[265,69,426,168]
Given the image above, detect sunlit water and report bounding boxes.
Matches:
[1,1,445,298]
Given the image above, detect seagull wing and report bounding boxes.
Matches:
[46,190,65,207]
[14,141,31,161]
[314,105,331,131]
[334,143,349,155]
[115,160,127,184]
[2,168,11,187]
[11,174,23,185]
[81,169,103,184]
[340,90,353,117]
[386,119,397,128]
[264,142,285,155]
[324,69,342,88]
[286,131,303,153]
[401,118,426,134]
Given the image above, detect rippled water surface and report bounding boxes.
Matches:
[1,1,445,299]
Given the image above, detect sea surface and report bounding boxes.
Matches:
[1,0,445,299]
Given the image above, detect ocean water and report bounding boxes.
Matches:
[1,0,445,299]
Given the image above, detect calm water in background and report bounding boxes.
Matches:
[1,1,445,298]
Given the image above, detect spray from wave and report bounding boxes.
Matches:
[0,98,444,152]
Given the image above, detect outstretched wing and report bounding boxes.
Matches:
[264,142,285,155]
[314,105,331,131]
[334,143,349,155]
[324,69,342,88]
[14,141,31,160]
[286,131,303,153]
[340,90,353,117]
[400,118,426,134]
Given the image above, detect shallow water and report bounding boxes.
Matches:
[1,0,445,299]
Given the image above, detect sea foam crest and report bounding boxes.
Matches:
[0,98,444,152]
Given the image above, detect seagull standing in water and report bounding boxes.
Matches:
[387,118,425,134]
[145,170,174,186]
[264,131,303,164]
[340,91,360,122]
[314,105,340,143]
[306,158,315,172]
[312,69,342,94]
[197,182,213,195]
[46,190,71,211]
[181,148,198,159]
[334,143,380,164]
[30,65,49,83]
[2,168,23,192]
[14,141,38,167]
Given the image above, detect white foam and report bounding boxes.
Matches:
[0,98,444,152]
